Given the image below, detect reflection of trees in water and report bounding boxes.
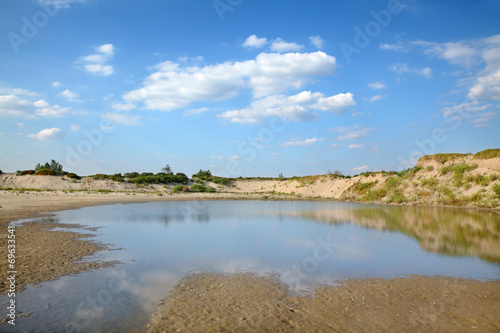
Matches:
[287,206,500,264]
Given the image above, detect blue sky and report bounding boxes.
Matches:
[1,0,499,177]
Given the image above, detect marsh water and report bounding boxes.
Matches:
[3,201,500,332]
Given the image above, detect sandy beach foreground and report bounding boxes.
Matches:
[1,191,499,332]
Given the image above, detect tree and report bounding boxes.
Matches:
[35,159,64,175]
[162,164,173,175]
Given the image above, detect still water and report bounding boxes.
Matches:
[2,201,500,332]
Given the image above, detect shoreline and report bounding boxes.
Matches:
[1,191,499,331]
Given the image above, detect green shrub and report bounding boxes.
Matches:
[124,172,139,178]
[19,170,35,175]
[34,159,65,175]
[351,181,378,195]
[129,172,188,185]
[420,177,438,189]
[388,189,407,203]
[385,177,401,190]
[474,149,500,159]
[66,173,81,180]
[171,185,184,193]
[493,184,500,199]
[34,169,56,176]
[193,169,212,181]
[190,184,217,193]
[361,188,387,202]
[426,165,434,171]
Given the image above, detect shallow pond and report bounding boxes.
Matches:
[2,201,500,332]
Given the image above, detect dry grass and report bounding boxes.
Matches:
[474,148,500,159]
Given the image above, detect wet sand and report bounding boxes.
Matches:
[1,191,499,332]
[147,273,500,332]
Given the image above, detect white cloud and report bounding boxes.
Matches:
[35,105,70,117]
[284,137,324,147]
[384,35,500,101]
[112,102,136,111]
[228,155,240,160]
[242,35,268,49]
[79,44,115,76]
[368,81,386,90]
[211,155,225,160]
[442,101,496,126]
[28,127,65,140]
[353,165,369,172]
[389,63,432,78]
[101,112,142,125]
[467,47,500,101]
[38,0,88,9]
[368,146,382,154]
[270,38,303,52]
[0,95,69,118]
[0,95,36,117]
[380,42,407,52]
[348,144,362,149]
[412,40,477,68]
[0,87,38,97]
[70,124,80,131]
[332,125,373,141]
[52,82,61,88]
[330,143,340,150]
[184,107,209,116]
[60,89,80,102]
[218,91,354,124]
[364,95,385,103]
[123,51,336,111]
[309,36,324,49]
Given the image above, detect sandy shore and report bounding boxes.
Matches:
[147,273,499,332]
[1,191,499,332]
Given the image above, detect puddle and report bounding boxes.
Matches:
[2,200,499,332]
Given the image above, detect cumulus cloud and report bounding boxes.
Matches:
[35,104,71,117]
[348,144,362,149]
[353,165,369,172]
[101,112,142,125]
[218,91,354,124]
[242,35,268,49]
[309,36,324,49]
[70,124,80,131]
[332,125,373,141]
[270,38,303,52]
[284,137,324,147]
[0,87,38,97]
[60,89,80,102]
[0,95,36,117]
[368,81,386,90]
[389,63,432,78]
[0,93,77,118]
[28,127,65,140]
[412,40,477,68]
[467,47,500,101]
[380,42,407,52]
[123,51,336,111]
[79,44,115,76]
[52,82,61,88]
